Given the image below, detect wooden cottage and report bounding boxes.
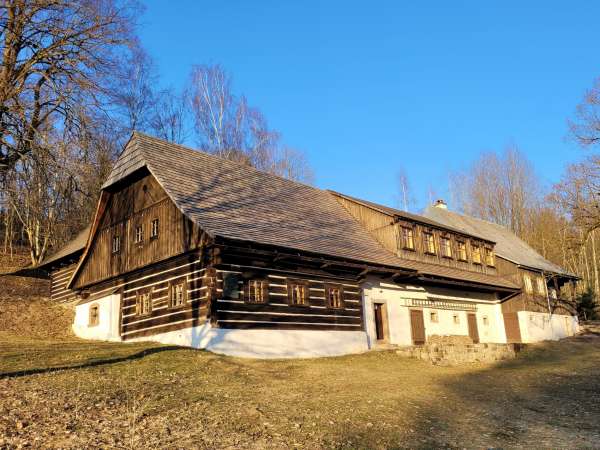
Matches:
[37,133,579,357]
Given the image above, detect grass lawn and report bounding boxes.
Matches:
[1,333,599,449]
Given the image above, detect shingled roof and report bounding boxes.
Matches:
[422,206,576,277]
[38,226,90,270]
[92,132,518,290]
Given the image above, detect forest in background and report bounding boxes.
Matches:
[0,1,598,316]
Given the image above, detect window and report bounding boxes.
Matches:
[424,232,436,254]
[440,236,452,258]
[246,279,268,303]
[169,278,186,308]
[151,218,159,238]
[536,276,546,295]
[482,316,489,326]
[452,313,460,325]
[549,287,557,299]
[523,274,533,294]
[457,241,467,261]
[485,247,495,266]
[401,227,415,250]
[288,280,308,306]
[135,225,143,244]
[112,235,120,254]
[136,290,152,316]
[89,303,99,326]
[223,273,241,299]
[429,311,439,323]
[326,284,344,309]
[472,245,482,264]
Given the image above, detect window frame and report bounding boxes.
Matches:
[457,240,468,261]
[287,279,309,307]
[168,277,187,309]
[429,310,439,323]
[423,232,436,255]
[112,235,121,254]
[536,276,546,296]
[401,226,415,251]
[245,278,269,304]
[472,244,482,264]
[523,274,533,294]
[440,236,452,259]
[134,224,144,244]
[325,283,345,309]
[150,218,159,239]
[88,303,100,327]
[485,247,495,267]
[136,289,153,316]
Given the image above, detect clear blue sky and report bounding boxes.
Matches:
[138,1,599,211]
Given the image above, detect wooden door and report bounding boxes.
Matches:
[374,303,385,340]
[503,312,522,343]
[467,313,480,344]
[410,309,425,345]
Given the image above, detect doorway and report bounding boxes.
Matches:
[410,309,425,345]
[373,303,388,342]
[467,313,480,343]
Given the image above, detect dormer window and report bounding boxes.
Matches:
[401,227,415,250]
[485,247,495,266]
[472,245,482,264]
[457,241,467,261]
[424,232,436,255]
[440,236,452,258]
[523,274,533,294]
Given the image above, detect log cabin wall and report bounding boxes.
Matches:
[50,263,80,303]
[335,196,497,276]
[73,172,204,289]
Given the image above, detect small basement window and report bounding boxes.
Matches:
[482,316,489,326]
[430,311,439,323]
[136,290,152,316]
[89,303,99,327]
[169,278,187,308]
[326,284,344,309]
[288,280,308,306]
[452,313,460,324]
[246,279,268,303]
[151,218,159,238]
[135,225,144,244]
[112,235,120,254]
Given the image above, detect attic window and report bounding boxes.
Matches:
[523,274,533,294]
[151,218,159,239]
[457,241,467,261]
[440,237,452,258]
[472,245,482,264]
[401,227,415,250]
[135,225,143,244]
[536,276,546,295]
[112,235,120,254]
[485,247,495,266]
[423,232,436,255]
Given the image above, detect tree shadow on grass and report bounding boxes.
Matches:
[0,345,183,379]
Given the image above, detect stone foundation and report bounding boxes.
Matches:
[396,336,523,366]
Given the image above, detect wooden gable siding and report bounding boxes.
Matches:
[497,257,575,315]
[335,195,496,276]
[74,173,204,289]
[50,263,80,303]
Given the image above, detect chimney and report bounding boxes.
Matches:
[434,199,447,209]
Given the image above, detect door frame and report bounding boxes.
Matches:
[409,308,426,345]
[467,312,480,344]
[373,302,389,343]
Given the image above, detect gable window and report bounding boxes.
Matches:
[423,232,436,255]
[246,279,268,303]
[536,276,546,295]
[401,227,415,250]
[112,235,121,254]
[135,225,144,244]
[169,278,187,308]
[136,290,152,316]
[89,303,99,327]
[326,284,344,309]
[472,245,482,264]
[430,311,439,323]
[523,274,533,294]
[151,218,159,239]
[485,247,495,266]
[457,241,467,261]
[288,280,308,306]
[440,236,452,258]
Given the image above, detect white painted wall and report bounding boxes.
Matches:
[517,311,579,343]
[73,294,121,341]
[477,303,507,343]
[127,324,369,359]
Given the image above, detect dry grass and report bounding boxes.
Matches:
[1,330,599,449]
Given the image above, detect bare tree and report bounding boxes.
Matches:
[397,168,412,211]
[0,0,139,177]
[187,64,312,182]
[569,77,600,147]
[149,88,189,144]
